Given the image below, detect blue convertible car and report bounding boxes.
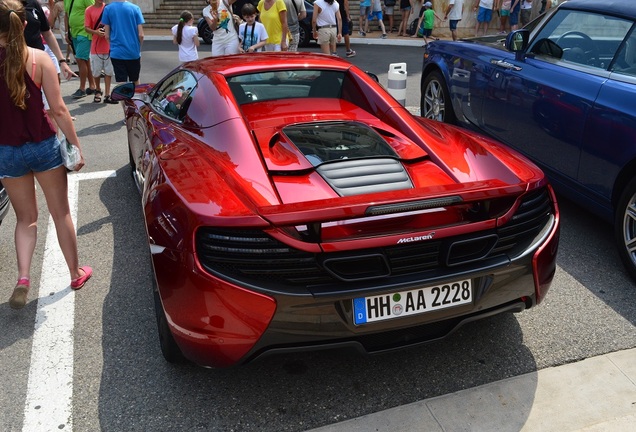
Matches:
[420,0,636,281]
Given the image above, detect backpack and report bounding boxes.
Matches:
[407,20,418,36]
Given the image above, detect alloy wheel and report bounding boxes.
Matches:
[423,78,446,122]
[621,191,636,270]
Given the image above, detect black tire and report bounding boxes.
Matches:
[153,280,186,364]
[299,22,311,48]
[614,177,636,282]
[421,70,456,124]
[197,18,213,45]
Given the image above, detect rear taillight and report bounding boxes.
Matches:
[531,186,560,303]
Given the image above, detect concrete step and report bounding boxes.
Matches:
[146,0,207,29]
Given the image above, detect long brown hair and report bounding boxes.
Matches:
[176,10,193,45]
[0,0,28,110]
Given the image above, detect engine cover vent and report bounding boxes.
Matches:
[316,158,413,196]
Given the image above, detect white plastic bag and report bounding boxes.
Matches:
[59,134,81,170]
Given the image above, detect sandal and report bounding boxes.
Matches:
[93,90,103,103]
[71,266,93,290]
[9,277,30,309]
[103,95,118,104]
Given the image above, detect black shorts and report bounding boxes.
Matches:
[342,19,352,36]
[111,58,141,83]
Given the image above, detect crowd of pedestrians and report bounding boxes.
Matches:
[195,0,512,56]
[37,0,145,97]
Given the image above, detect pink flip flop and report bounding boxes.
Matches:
[9,277,30,309]
[71,266,93,290]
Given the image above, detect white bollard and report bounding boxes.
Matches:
[387,62,407,106]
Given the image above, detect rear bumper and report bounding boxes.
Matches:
[157,203,559,368]
[251,300,528,363]
[159,249,541,367]
[242,260,537,364]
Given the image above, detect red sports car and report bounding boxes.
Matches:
[111,53,560,368]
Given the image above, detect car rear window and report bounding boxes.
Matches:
[282,121,398,166]
[227,70,344,104]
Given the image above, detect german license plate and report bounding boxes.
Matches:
[353,279,472,325]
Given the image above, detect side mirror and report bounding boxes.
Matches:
[110,82,136,101]
[366,71,380,83]
[506,30,530,61]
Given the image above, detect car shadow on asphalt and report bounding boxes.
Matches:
[552,193,636,328]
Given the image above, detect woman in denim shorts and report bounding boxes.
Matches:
[0,0,92,309]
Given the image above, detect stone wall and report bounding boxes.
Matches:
[134,0,157,14]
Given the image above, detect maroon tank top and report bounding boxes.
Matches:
[0,47,56,146]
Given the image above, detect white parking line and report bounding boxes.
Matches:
[22,170,116,431]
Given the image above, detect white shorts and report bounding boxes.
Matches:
[212,40,240,56]
[264,43,282,51]
[90,53,114,77]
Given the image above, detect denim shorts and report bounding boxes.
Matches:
[477,7,493,23]
[509,10,520,26]
[0,135,63,179]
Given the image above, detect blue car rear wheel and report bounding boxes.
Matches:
[615,177,636,282]
[421,71,456,124]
